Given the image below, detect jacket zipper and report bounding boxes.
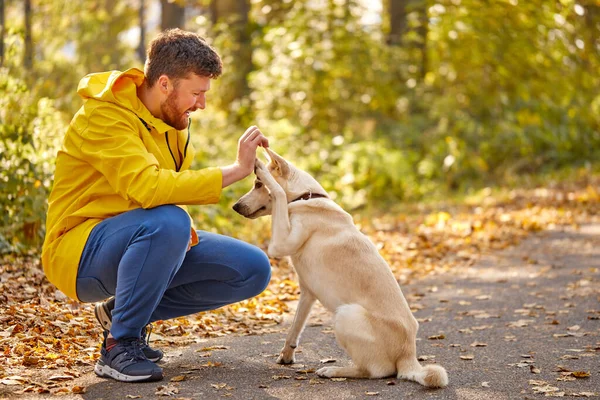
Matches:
[139,117,190,173]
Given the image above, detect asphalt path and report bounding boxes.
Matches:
[18,224,600,399]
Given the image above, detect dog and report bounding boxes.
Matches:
[232,148,448,388]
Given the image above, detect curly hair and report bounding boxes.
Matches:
[144,29,223,88]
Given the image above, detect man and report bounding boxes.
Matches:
[42,29,271,383]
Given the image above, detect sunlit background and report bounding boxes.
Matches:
[1,0,598,253]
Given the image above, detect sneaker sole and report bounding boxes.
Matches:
[94,302,112,331]
[94,360,163,382]
[146,353,162,363]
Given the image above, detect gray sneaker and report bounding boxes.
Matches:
[94,331,163,382]
[94,297,164,362]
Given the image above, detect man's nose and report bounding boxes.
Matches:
[196,96,206,110]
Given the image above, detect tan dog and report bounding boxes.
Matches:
[232,149,448,388]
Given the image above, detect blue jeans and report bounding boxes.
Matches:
[76,205,271,340]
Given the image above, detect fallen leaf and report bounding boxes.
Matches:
[1,378,25,386]
[22,356,39,366]
[557,374,576,382]
[530,365,541,374]
[319,358,336,364]
[125,396,141,399]
[512,361,534,368]
[507,319,533,328]
[47,375,74,381]
[156,385,179,396]
[471,325,493,331]
[71,386,86,394]
[460,355,474,360]
[572,371,591,379]
[296,369,316,374]
[170,375,186,382]
[365,392,380,396]
[331,378,347,382]
[481,382,490,387]
[200,361,223,367]
[560,354,579,360]
[271,375,291,380]
[199,345,229,351]
[428,334,446,340]
[567,325,580,331]
[470,342,488,347]
[529,379,548,386]
[531,384,561,394]
[211,383,228,390]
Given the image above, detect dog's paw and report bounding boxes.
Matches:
[255,166,284,195]
[254,158,267,174]
[316,367,337,378]
[276,352,295,365]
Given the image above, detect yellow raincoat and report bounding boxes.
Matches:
[42,68,223,300]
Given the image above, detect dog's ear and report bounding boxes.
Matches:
[264,148,290,178]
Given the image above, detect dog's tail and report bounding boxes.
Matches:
[397,359,448,388]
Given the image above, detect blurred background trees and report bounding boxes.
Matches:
[1,0,598,253]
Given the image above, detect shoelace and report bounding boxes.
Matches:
[141,324,154,350]
[120,337,148,361]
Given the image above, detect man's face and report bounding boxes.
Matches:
[160,74,211,130]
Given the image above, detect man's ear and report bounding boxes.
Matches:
[157,75,172,94]
[264,148,290,178]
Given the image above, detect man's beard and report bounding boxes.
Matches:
[160,91,189,130]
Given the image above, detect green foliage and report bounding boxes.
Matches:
[0,72,67,253]
[1,0,599,254]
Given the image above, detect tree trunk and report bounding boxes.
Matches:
[250,0,293,25]
[417,1,428,80]
[137,0,146,63]
[210,0,253,123]
[161,0,185,30]
[0,0,4,67]
[388,0,429,80]
[387,0,407,46]
[584,3,598,60]
[24,0,33,69]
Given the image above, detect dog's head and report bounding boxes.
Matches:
[232,148,327,219]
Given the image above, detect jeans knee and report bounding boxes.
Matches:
[143,205,191,245]
[245,249,272,296]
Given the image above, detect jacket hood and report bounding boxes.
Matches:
[77,68,173,133]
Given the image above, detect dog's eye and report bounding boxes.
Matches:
[254,181,263,189]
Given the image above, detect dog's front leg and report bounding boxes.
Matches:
[255,162,308,258]
[277,286,317,364]
[268,190,303,258]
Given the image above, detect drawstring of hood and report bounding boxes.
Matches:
[139,117,191,173]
